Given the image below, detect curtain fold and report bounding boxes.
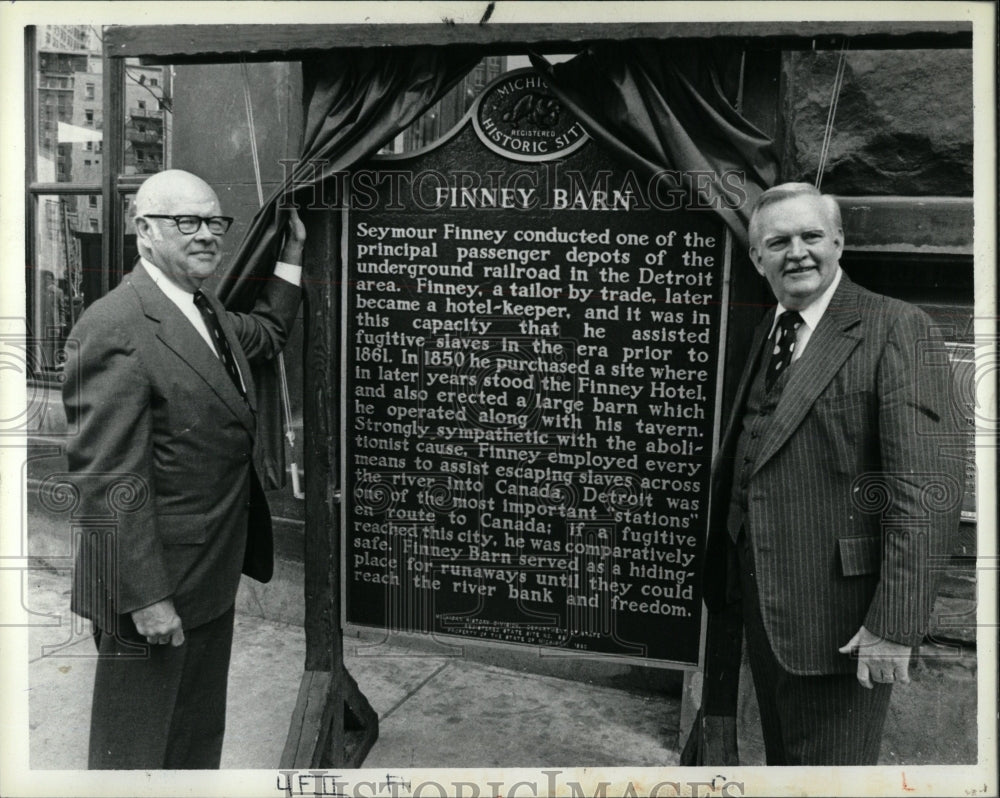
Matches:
[220,47,478,488]
[530,42,780,247]
[219,47,480,310]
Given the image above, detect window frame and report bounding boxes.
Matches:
[25,27,107,381]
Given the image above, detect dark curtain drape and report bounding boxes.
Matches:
[217,47,478,488]
[532,42,781,764]
[530,42,779,247]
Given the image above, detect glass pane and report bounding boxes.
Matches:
[123,58,172,176]
[32,194,102,372]
[35,25,104,183]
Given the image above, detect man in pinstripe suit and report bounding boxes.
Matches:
[702,182,962,764]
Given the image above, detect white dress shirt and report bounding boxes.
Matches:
[766,266,843,362]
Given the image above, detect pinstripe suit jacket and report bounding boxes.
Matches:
[64,262,300,633]
[703,275,963,675]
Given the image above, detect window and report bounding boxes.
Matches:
[28,34,172,379]
[31,194,102,373]
[123,57,169,177]
[28,26,105,378]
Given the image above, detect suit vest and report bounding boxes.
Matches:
[725,333,797,541]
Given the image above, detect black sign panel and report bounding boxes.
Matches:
[343,70,731,666]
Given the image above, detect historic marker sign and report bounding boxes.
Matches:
[343,69,731,666]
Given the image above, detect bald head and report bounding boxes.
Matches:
[134,169,220,217]
[134,170,224,292]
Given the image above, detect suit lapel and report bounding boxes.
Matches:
[751,275,864,476]
[127,264,255,431]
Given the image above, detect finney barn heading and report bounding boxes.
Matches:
[279,164,751,212]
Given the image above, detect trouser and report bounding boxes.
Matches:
[735,530,893,765]
[88,606,235,769]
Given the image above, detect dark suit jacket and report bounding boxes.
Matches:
[63,262,300,633]
[703,275,963,675]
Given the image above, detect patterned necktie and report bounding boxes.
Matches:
[193,290,246,399]
[765,310,804,393]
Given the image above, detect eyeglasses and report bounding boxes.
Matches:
[140,215,234,235]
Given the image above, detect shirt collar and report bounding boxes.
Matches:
[770,265,843,335]
[141,258,197,305]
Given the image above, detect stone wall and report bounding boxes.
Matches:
[781,49,973,195]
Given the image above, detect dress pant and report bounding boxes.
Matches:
[734,529,893,765]
[89,606,235,769]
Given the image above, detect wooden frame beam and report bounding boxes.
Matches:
[105,21,972,64]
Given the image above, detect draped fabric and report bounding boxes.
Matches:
[219,47,480,309]
[530,42,780,247]
[217,47,478,488]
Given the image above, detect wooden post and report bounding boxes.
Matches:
[281,207,378,768]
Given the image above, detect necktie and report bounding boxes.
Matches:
[193,290,246,399]
[765,310,803,393]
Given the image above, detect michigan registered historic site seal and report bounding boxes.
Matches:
[472,68,589,162]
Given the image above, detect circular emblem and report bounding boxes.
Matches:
[472,68,588,162]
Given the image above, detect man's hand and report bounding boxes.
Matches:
[838,626,912,688]
[132,599,185,646]
[279,206,306,265]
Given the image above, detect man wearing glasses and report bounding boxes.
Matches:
[63,169,305,769]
